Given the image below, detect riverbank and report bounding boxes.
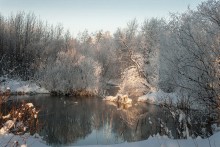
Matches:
[1,91,220,147]
[0,78,99,97]
[0,77,49,95]
[137,89,205,110]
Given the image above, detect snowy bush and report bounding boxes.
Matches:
[36,49,101,96]
[119,67,148,97]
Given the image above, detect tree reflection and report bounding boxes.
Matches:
[26,96,181,146]
[35,97,93,146]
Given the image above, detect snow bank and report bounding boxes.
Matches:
[0,133,47,147]
[77,132,220,147]
[1,132,220,147]
[138,89,179,105]
[114,132,220,147]
[0,77,49,94]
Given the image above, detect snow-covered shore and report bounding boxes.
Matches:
[0,133,47,147]
[81,132,220,147]
[138,89,179,105]
[1,132,220,147]
[0,77,49,94]
[137,89,204,110]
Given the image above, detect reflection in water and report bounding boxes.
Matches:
[9,95,199,146]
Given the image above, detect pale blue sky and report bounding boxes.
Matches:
[0,0,204,35]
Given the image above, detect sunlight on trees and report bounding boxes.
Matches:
[0,0,219,113]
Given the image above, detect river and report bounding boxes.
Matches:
[6,95,211,146]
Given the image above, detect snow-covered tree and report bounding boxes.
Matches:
[159,1,220,112]
[141,18,166,91]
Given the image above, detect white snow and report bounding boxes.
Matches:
[104,96,117,101]
[0,77,49,94]
[119,67,148,97]
[2,114,11,119]
[178,110,186,123]
[138,89,179,105]
[103,94,132,104]
[26,103,34,108]
[1,132,220,147]
[0,133,48,147]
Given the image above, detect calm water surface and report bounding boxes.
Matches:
[8,95,204,146]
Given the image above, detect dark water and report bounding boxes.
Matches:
[7,95,210,146]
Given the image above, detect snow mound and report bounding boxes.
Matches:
[0,77,49,94]
[26,103,34,108]
[104,96,117,101]
[138,89,179,105]
[103,94,132,104]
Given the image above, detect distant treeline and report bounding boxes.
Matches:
[0,0,219,113]
[0,12,71,79]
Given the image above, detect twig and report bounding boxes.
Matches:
[3,135,14,147]
[208,137,212,147]
[176,139,181,147]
